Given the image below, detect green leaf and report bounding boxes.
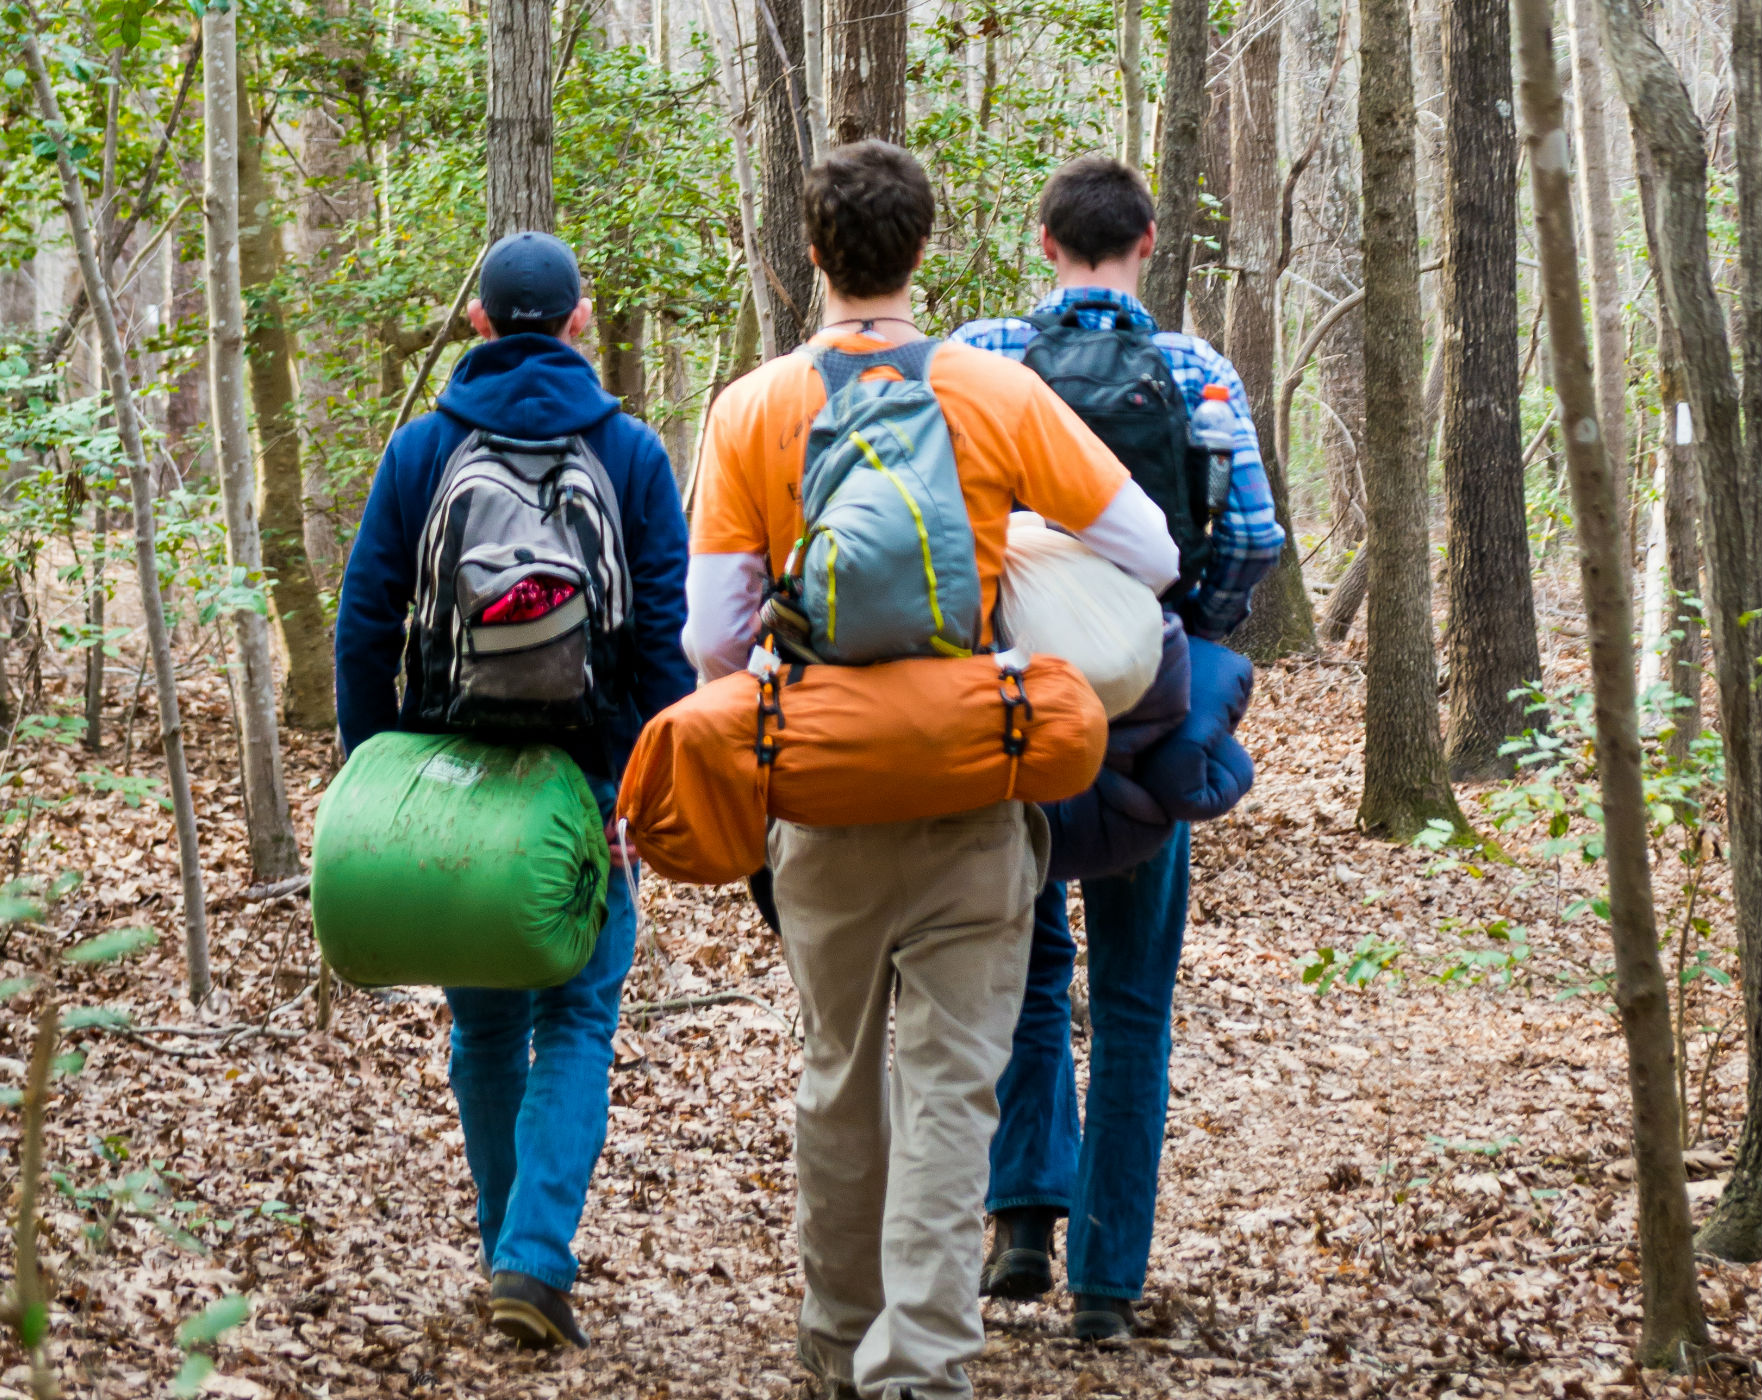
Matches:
[64,925,157,963]
[171,1353,214,1398]
[51,1050,86,1079]
[176,1294,250,1348]
[0,895,45,926]
[48,869,84,902]
[3,69,26,91]
[0,976,35,1001]
[18,1299,47,1348]
[0,1087,21,1107]
[61,1006,131,1031]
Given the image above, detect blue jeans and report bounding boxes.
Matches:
[445,778,637,1291]
[987,823,1190,1300]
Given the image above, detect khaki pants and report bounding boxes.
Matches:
[769,802,1049,1400]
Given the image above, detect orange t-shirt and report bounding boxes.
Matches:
[690,330,1129,644]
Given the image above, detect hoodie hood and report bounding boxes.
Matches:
[436,334,621,440]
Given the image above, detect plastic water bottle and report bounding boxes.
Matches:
[1190,383,1236,519]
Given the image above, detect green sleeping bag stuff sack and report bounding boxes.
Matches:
[311,732,609,989]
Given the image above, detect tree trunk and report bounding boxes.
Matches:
[802,0,830,158]
[1736,0,1762,502]
[1601,0,1762,1264]
[1142,0,1207,327]
[203,7,303,882]
[758,0,816,351]
[296,0,371,581]
[1189,30,1231,343]
[1117,0,1146,169]
[1320,546,1370,643]
[238,77,337,734]
[164,182,208,477]
[1567,0,1631,547]
[24,32,212,1004]
[1307,0,1366,563]
[1637,141,1705,766]
[828,0,906,144]
[702,0,779,359]
[1439,0,1542,779]
[597,299,648,417]
[1355,0,1462,840]
[1225,0,1317,662]
[487,0,554,237]
[1514,0,1709,1363]
[659,311,693,491]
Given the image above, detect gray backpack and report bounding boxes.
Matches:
[412,431,632,733]
[784,340,981,664]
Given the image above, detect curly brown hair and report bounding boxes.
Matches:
[802,141,935,299]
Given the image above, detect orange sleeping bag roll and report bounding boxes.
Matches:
[618,651,1108,885]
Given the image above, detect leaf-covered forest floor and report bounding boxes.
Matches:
[3,603,1762,1399]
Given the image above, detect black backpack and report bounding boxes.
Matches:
[1022,301,1213,599]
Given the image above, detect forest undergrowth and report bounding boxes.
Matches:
[2,596,1760,1399]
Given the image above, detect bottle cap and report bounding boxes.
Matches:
[1202,383,1230,401]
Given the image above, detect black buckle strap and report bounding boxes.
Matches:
[755,669,785,766]
[998,667,1033,758]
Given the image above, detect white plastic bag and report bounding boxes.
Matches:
[998,513,1165,718]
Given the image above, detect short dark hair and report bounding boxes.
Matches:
[489,310,573,339]
[802,141,935,299]
[1039,156,1156,266]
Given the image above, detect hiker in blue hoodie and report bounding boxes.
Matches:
[334,231,693,1350]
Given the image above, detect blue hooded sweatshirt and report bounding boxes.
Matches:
[334,334,695,778]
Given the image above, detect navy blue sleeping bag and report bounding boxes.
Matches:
[1043,632,1255,881]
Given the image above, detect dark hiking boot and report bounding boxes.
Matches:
[488,1271,588,1348]
[980,1207,1057,1299]
[1072,1294,1137,1341]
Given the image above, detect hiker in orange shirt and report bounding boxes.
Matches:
[683,141,1178,1400]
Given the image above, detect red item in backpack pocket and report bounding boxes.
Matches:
[481,575,579,625]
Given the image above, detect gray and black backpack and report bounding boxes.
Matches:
[412,431,632,734]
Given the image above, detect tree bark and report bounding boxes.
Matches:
[204,7,303,882]
[596,299,648,417]
[1601,0,1762,1264]
[1736,0,1762,502]
[659,311,693,491]
[487,0,554,237]
[1189,30,1231,343]
[24,32,212,1005]
[1307,0,1366,562]
[1355,0,1462,839]
[1637,139,1704,766]
[1225,0,1317,662]
[1116,0,1146,169]
[758,0,816,351]
[1567,0,1631,547]
[702,0,779,359]
[296,0,372,580]
[1439,0,1542,779]
[238,76,337,733]
[828,0,906,144]
[1142,0,1207,327]
[1514,0,1709,1363]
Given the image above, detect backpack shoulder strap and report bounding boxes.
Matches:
[812,338,941,400]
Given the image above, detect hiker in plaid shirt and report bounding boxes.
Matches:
[950,156,1282,1340]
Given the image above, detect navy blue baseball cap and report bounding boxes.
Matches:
[478,231,582,324]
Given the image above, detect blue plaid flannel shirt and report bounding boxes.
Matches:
[950,286,1285,640]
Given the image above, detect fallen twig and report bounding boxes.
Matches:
[625,990,795,1037]
[238,874,312,904]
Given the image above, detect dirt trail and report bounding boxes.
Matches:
[1,654,1758,1398]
